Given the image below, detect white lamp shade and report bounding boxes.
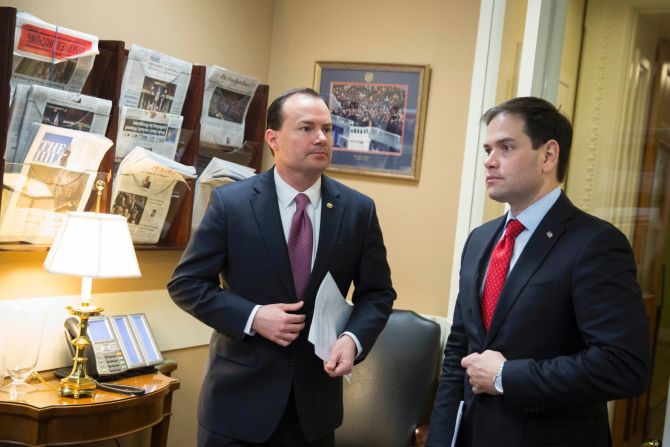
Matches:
[44,212,141,278]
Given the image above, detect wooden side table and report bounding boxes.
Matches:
[0,365,180,446]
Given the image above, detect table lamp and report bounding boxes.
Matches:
[43,182,140,398]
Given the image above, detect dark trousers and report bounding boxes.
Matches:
[197,392,334,447]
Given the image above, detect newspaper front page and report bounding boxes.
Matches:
[119,45,192,116]
[11,12,98,93]
[0,125,113,244]
[13,85,112,164]
[112,147,195,244]
[192,158,255,231]
[115,106,183,162]
[200,65,259,148]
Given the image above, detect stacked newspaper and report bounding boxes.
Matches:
[192,158,256,231]
[115,107,183,162]
[119,45,192,116]
[7,85,111,164]
[200,65,259,148]
[117,45,192,162]
[0,124,113,244]
[11,12,98,93]
[112,147,196,244]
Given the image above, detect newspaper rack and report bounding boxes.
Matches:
[0,7,269,251]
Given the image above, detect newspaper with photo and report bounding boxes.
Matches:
[192,158,255,231]
[112,147,196,244]
[11,12,98,93]
[115,106,183,162]
[0,124,113,244]
[13,85,112,164]
[200,65,258,148]
[119,45,192,116]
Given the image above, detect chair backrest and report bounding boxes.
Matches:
[335,309,442,447]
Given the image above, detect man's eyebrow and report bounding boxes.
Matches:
[484,137,515,147]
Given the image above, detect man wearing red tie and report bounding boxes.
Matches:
[427,97,649,446]
[168,88,395,446]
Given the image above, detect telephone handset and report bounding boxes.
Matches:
[64,313,164,379]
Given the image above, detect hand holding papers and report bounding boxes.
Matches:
[308,272,353,363]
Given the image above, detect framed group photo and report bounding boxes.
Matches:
[313,61,430,180]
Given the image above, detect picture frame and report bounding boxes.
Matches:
[313,61,430,180]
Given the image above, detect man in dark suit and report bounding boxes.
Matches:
[168,87,395,446]
[427,97,649,446]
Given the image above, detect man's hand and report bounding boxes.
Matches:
[461,349,506,395]
[324,335,356,377]
[251,301,305,347]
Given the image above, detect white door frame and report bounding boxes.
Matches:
[447,0,569,322]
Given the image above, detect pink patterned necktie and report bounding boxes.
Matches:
[288,193,313,299]
[481,219,525,331]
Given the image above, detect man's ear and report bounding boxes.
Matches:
[265,128,279,152]
[542,140,560,174]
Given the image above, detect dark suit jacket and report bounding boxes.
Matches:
[167,168,395,442]
[427,193,649,447]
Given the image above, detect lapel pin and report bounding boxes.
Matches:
[326,202,333,209]
[546,231,553,239]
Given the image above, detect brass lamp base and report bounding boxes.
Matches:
[59,303,103,398]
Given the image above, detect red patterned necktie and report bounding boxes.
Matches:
[288,193,313,299]
[481,219,525,331]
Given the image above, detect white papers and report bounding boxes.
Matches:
[119,45,192,116]
[13,85,112,164]
[308,272,353,362]
[0,125,113,244]
[115,106,183,161]
[112,147,195,244]
[200,65,258,148]
[451,400,464,447]
[192,158,255,231]
[11,12,98,93]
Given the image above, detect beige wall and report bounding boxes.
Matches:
[265,0,480,316]
[0,0,481,445]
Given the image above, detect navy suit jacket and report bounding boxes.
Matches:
[168,168,395,442]
[427,193,649,447]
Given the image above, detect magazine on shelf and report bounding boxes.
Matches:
[200,65,258,148]
[0,124,113,244]
[112,147,196,244]
[13,85,112,164]
[192,158,255,230]
[115,106,183,162]
[11,12,98,92]
[119,45,192,116]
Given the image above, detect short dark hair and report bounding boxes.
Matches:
[482,96,572,182]
[266,87,324,131]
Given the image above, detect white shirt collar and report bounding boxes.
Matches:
[507,187,561,233]
[274,168,322,208]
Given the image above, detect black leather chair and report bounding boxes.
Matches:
[335,309,442,447]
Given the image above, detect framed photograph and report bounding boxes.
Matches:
[314,61,430,180]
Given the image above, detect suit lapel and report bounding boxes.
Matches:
[304,176,344,302]
[250,169,296,300]
[485,193,575,344]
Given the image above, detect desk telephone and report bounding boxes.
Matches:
[64,313,164,379]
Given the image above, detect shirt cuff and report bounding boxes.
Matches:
[494,361,505,394]
[340,331,362,359]
[244,304,262,336]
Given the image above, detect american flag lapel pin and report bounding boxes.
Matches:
[326,202,333,209]
[546,230,553,239]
